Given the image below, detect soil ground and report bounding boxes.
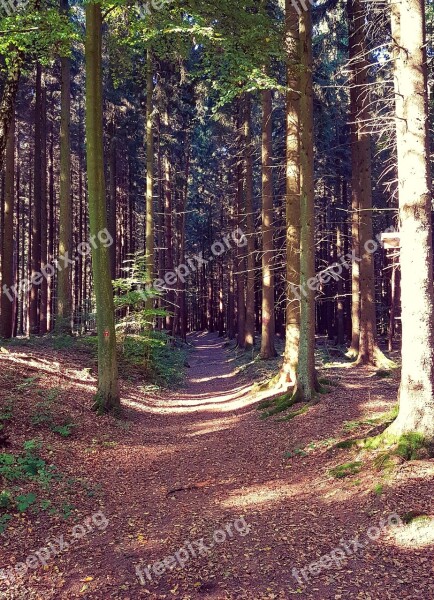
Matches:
[0,332,433,599]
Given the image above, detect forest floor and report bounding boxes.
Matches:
[0,332,433,600]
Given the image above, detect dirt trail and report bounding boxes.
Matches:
[1,333,433,599]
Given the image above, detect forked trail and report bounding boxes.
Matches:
[2,334,433,599]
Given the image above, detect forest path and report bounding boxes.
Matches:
[86,332,431,600]
[2,334,433,600]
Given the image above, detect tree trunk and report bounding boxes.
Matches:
[243,94,256,349]
[30,63,43,335]
[56,0,73,333]
[347,0,361,357]
[0,50,22,172]
[0,116,15,338]
[281,0,300,385]
[236,104,246,348]
[39,78,48,334]
[85,2,120,414]
[296,6,317,401]
[348,0,391,366]
[387,0,434,440]
[260,87,276,359]
[145,49,155,321]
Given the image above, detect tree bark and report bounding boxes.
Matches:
[145,49,155,322]
[30,63,43,335]
[0,50,22,172]
[296,6,317,401]
[85,1,120,414]
[243,94,256,350]
[260,87,276,359]
[0,116,15,338]
[56,0,73,333]
[387,0,434,440]
[281,0,301,385]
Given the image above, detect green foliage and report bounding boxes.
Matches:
[0,399,14,423]
[0,514,12,533]
[0,440,55,484]
[284,447,307,459]
[51,423,76,438]
[329,461,363,479]
[0,3,78,69]
[0,490,12,509]
[113,252,165,333]
[15,492,36,512]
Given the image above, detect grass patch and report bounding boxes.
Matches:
[329,461,363,479]
[373,483,384,496]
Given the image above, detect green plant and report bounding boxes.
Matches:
[284,447,307,459]
[51,423,76,438]
[0,490,12,509]
[329,461,363,479]
[0,440,56,485]
[15,493,37,512]
[0,400,13,423]
[0,514,12,533]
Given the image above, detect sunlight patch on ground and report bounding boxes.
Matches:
[220,480,303,509]
[383,517,434,549]
[191,373,236,383]
[358,398,392,412]
[185,415,240,437]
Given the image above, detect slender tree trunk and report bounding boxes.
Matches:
[163,153,174,330]
[387,0,434,440]
[0,116,15,338]
[243,94,255,349]
[108,115,117,280]
[347,0,361,357]
[85,2,120,414]
[30,63,43,335]
[236,114,246,348]
[39,80,48,334]
[296,6,317,401]
[348,0,391,366]
[145,49,155,321]
[281,0,301,385]
[0,50,22,172]
[56,0,73,333]
[260,87,276,359]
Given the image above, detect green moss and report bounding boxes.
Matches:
[401,511,429,525]
[335,439,357,449]
[278,405,309,421]
[329,461,363,479]
[395,433,426,460]
[259,392,297,418]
